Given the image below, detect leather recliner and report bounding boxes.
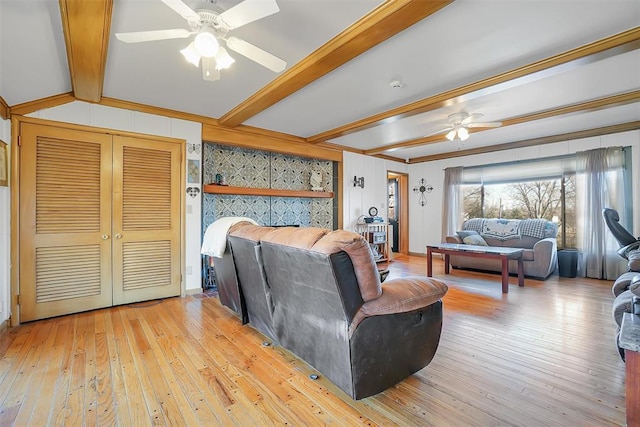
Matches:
[603,208,640,259]
[211,239,248,324]
[227,223,278,342]
[226,224,448,400]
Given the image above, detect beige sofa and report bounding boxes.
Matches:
[445,218,558,280]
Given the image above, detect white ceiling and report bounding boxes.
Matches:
[1,0,639,163]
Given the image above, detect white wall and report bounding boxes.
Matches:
[407,130,640,254]
[342,151,407,230]
[28,101,204,292]
[0,118,11,322]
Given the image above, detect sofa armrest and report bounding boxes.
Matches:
[531,237,557,278]
[446,235,462,244]
[349,277,447,335]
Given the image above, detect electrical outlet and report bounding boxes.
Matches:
[186,266,192,275]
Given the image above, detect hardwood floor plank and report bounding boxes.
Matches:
[0,255,627,426]
[109,307,154,425]
[80,312,98,426]
[47,317,76,426]
[102,308,132,426]
[119,309,167,425]
[0,320,54,425]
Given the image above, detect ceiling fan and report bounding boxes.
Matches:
[433,112,503,141]
[115,0,287,81]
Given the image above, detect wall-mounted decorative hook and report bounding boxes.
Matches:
[353,176,365,188]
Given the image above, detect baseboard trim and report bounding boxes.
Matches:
[185,287,204,296]
[409,251,427,257]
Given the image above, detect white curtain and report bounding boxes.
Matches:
[442,167,463,242]
[576,147,628,279]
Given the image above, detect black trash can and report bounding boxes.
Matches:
[558,249,578,278]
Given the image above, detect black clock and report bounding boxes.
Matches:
[368,206,378,216]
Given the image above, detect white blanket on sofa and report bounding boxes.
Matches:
[201,217,258,258]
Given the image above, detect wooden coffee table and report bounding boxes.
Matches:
[426,243,524,293]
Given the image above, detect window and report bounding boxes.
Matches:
[457,148,634,250]
[462,176,576,248]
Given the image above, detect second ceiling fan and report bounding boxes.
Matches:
[115,0,287,81]
[435,112,503,141]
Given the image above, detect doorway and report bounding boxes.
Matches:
[387,171,409,255]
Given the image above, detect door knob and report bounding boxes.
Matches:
[101,234,109,240]
[115,233,122,239]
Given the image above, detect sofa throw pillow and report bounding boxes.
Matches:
[463,234,488,246]
[457,230,480,240]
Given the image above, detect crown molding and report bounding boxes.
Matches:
[9,93,76,116]
[99,97,221,127]
[202,123,342,162]
[0,96,9,120]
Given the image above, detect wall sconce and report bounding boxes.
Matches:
[353,176,365,188]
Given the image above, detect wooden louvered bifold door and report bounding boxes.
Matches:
[111,136,181,305]
[19,124,113,322]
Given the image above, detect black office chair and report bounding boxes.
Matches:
[603,208,640,259]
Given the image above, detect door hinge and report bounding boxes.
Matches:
[16,294,20,305]
[17,135,21,147]
[180,274,183,283]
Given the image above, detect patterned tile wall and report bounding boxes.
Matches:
[202,143,336,233]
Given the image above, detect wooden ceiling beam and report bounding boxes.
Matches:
[363,89,640,155]
[59,0,113,103]
[218,0,454,128]
[309,26,640,144]
[408,121,640,163]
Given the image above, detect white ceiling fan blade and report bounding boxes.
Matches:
[116,29,191,43]
[202,57,220,81]
[226,36,286,72]
[462,113,483,125]
[160,0,200,21]
[424,126,454,137]
[468,121,503,128]
[218,0,280,29]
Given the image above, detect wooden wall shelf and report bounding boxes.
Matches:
[203,184,334,199]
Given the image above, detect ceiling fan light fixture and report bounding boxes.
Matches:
[215,47,235,70]
[458,127,469,141]
[194,30,219,57]
[446,129,456,141]
[180,42,201,66]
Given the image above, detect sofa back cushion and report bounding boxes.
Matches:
[461,218,557,249]
[311,230,382,301]
[261,228,382,302]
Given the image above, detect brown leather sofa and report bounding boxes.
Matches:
[217,222,448,400]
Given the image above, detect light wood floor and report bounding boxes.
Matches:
[0,255,627,426]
